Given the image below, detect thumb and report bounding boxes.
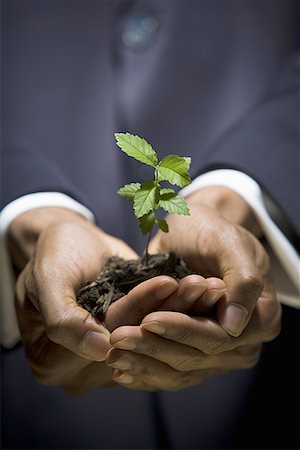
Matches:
[216,269,264,337]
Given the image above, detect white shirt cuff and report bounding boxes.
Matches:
[0,192,95,348]
[180,169,300,309]
[0,192,95,235]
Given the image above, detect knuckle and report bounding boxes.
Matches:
[263,316,281,341]
[243,350,261,369]
[32,257,52,283]
[259,300,282,341]
[239,273,264,298]
[247,354,260,369]
[45,318,63,343]
[139,366,155,378]
[201,335,231,355]
[237,345,262,369]
[175,349,203,372]
[175,327,198,346]
[45,307,73,344]
[145,343,160,357]
[245,353,260,369]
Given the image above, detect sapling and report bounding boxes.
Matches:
[76,133,193,317]
[115,132,192,261]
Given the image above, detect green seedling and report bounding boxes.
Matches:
[115,132,192,259]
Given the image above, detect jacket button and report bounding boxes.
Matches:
[121,13,159,50]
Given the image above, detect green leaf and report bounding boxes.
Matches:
[158,191,190,215]
[157,155,191,187]
[117,183,141,201]
[138,212,156,235]
[156,218,169,233]
[133,181,159,218]
[115,133,158,167]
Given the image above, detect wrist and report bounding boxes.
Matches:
[8,207,89,270]
[186,186,263,238]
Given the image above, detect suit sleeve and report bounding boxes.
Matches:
[200,51,300,238]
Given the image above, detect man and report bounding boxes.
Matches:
[1,1,299,448]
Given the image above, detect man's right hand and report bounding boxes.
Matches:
[10,207,182,394]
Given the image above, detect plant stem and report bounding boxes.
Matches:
[143,167,158,264]
[144,228,153,265]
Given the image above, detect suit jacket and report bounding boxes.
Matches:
[2,1,299,448]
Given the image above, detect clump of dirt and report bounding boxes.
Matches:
[76,251,192,318]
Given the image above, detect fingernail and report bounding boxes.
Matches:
[80,331,110,361]
[107,355,132,371]
[221,303,249,337]
[113,370,134,384]
[155,280,178,301]
[204,289,227,306]
[141,321,166,335]
[113,338,136,350]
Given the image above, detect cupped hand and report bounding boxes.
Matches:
[12,208,181,394]
[105,187,281,391]
[148,188,280,338]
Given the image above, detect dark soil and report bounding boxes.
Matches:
[76,251,192,318]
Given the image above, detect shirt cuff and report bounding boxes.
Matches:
[180,169,300,309]
[0,192,95,349]
[0,192,95,236]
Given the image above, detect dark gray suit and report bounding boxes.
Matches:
[2,1,299,448]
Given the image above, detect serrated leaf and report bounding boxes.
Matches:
[156,219,169,233]
[117,183,141,201]
[115,133,158,167]
[158,191,190,215]
[138,212,156,235]
[157,155,191,187]
[155,188,176,210]
[133,181,159,218]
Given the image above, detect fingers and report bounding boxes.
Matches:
[105,274,225,334]
[110,328,207,369]
[190,277,227,314]
[140,311,235,353]
[139,306,278,352]
[109,326,262,371]
[156,275,208,312]
[152,275,226,315]
[104,276,179,332]
[108,352,217,391]
[105,310,262,392]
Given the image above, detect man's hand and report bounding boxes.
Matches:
[105,187,281,391]
[149,186,280,337]
[11,208,178,393]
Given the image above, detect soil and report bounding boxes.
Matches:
[76,251,193,318]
